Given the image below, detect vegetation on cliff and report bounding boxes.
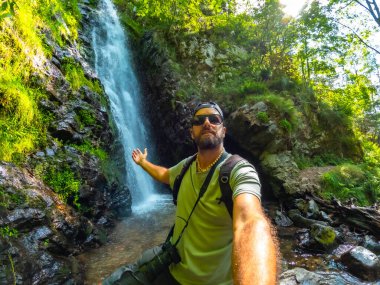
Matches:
[115,0,380,206]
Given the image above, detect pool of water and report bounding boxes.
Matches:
[79,194,176,284]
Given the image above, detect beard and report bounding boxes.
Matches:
[193,131,224,150]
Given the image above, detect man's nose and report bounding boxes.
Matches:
[202,116,212,126]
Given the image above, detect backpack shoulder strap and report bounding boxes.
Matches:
[172,154,197,205]
[218,154,246,218]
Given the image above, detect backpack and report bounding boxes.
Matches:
[172,154,246,218]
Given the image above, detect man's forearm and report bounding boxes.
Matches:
[139,159,169,184]
[233,215,278,285]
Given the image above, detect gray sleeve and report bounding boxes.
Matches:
[229,160,261,201]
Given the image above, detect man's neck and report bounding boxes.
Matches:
[197,145,224,169]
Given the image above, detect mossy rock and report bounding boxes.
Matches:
[310,223,336,248]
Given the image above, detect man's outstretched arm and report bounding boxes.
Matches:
[131,148,170,185]
[232,194,278,285]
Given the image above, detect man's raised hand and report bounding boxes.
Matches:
[132,148,147,165]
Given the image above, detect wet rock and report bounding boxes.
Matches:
[275,210,293,227]
[319,211,334,225]
[362,235,380,255]
[3,208,46,229]
[288,209,328,228]
[310,223,336,249]
[340,246,380,281]
[280,267,350,284]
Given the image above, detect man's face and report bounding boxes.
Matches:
[190,107,226,150]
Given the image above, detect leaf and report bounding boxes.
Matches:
[1,1,8,12]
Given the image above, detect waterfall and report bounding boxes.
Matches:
[91,0,157,210]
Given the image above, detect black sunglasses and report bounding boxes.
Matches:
[191,114,223,126]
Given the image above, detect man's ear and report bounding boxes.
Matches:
[222,126,226,138]
[190,128,194,140]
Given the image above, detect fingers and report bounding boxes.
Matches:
[131,148,147,164]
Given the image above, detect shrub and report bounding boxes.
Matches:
[320,163,379,206]
[239,80,268,95]
[246,93,301,129]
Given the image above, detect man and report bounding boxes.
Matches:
[129,102,278,285]
[102,102,277,285]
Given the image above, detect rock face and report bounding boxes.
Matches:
[0,1,131,284]
[136,32,195,163]
[0,163,92,283]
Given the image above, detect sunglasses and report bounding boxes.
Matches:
[191,114,223,126]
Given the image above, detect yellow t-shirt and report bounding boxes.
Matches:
[168,154,261,285]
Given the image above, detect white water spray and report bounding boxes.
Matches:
[91,0,157,210]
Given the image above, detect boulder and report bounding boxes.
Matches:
[227,103,284,156]
[340,246,380,281]
[260,152,300,197]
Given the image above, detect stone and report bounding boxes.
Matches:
[288,209,328,228]
[340,246,380,281]
[362,235,380,255]
[310,223,336,249]
[280,267,349,284]
[275,210,293,227]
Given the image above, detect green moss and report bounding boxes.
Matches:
[257,111,269,124]
[279,119,292,133]
[71,140,108,161]
[310,224,336,247]
[43,165,81,208]
[0,186,26,208]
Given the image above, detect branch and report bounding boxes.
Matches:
[335,18,380,54]
[354,0,380,26]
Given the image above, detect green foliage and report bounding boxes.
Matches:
[0,226,18,239]
[257,111,269,124]
[0,186,25,208]
[0,0,82,162]
[246,93,300,129]
[43,165,81,208]
[74,109,96,130]
[0,80,51,162]
[320,163,380,206]
[0,0,16,21]
[239,81,268,94]
[71,140,108,161]
[294,153,352,169]
[279,119,292,133]
[62,61,102,93]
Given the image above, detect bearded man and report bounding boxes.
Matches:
[105,102,278,285]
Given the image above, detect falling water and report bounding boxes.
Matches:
[91,0,158,210]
